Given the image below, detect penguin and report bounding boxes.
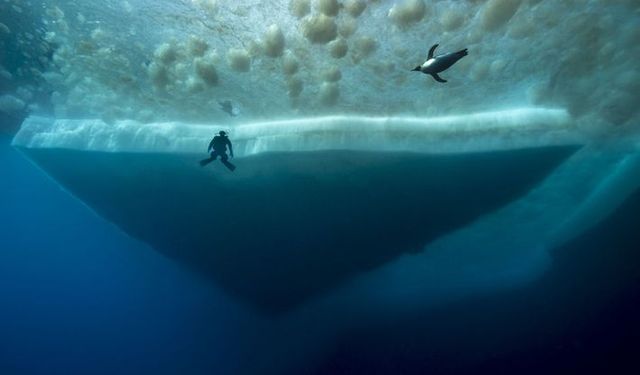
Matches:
[412,44,468,83]
[218,100,240,116]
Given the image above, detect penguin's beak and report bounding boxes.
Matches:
[411,66,420,72]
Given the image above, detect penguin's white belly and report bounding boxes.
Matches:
[421,58,436,69]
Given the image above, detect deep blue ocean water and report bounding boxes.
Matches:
[0,135,255,375]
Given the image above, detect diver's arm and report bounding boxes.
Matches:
[207,138,214,153]
[227,139,234,158]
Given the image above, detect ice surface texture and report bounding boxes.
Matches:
[1,0,636,134]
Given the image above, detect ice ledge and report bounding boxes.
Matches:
[13,108,583,156]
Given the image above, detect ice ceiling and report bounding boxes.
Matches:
[1,0,638,133]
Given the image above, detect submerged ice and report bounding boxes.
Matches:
[12,107,587,312]
[16,141,579,312]
[11,105,640,314]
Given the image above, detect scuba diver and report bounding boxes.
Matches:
[199,130,236,171]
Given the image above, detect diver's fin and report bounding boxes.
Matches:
[222,160,236,172]
[431,73,447,83]
[428,44,439,59]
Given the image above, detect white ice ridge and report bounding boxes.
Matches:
[12,108,583,155]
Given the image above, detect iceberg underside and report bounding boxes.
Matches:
[12,109,593,312]
[21,145,576,312]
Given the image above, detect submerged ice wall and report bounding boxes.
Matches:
[11,103,591,312]
[14,142,579,313]
[15,105,640,316]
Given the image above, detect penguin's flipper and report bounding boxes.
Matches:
[428,44,439,59]
[431,73,447,83]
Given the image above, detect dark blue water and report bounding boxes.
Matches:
[0,135,250,375]
[313,191,640,374]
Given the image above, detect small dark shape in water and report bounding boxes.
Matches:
[218,100,239,117]
[199,130,235,171]
[412,43,468,83]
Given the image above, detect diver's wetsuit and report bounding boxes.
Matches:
[200,134,235,171]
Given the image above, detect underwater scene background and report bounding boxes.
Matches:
[1,1,640,374]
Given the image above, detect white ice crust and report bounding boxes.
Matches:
[12,107,582,156]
